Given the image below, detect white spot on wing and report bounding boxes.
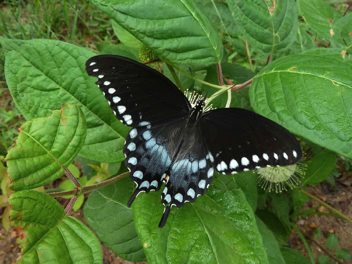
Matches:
[192,161,198,173]
[187,188,195,199]
[143,131,152,140]
[127,142,136,151]
[208,152,214,162]
[104,81,111,86]
[230,159,238,169]
[274,153,279,160]
[89,62,96,66]
[198,179,206,189]
[130,128,137,139]
[252,155,260,163]
[139,121,150,126]
[175,193,183,203]
[163,187,168,195]
[113,96,121,103]
[108,88,116,94]
[93,68,99,72]
[117,105,126,114]
[207,168,214,178]
[283,152,288,160]
[165,194,171,203]
[263,153,269,161]
[98,75,104,79]
[128,157,137,165]
[241,157,250,166]
[133,170,143,179]
[293,150,297,158]
[220,161,228,171]
[199,159,206,169]
[151,180,158,188]
[139,181,149,189]
[146,138,156,149]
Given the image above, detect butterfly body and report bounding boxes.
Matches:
[85,55,302,228]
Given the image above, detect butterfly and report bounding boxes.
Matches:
[85,55,302,228]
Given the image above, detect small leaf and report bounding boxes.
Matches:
[331,13,352,52]
[92,0,223,66]
[292,188,309,213]
[334,249,351,261]
[301,152,337,186]
[298,0,341,41]
[280,248,311,264]
[95,43,140,61]
[250,52,352,159]
[7,105,86,191]
[326,234,339,250]
[73,194,85,211]
[318,255,330,264]
[111,20,142,48]
[314,227,322,239]
[68,163,80,178]
[228,0,299,53]
[256,217,286,264]
[84,177,146,262]
[2,206,11,231]
[1,38,129,163]
[10,190,102,263]
[133,175,268,264]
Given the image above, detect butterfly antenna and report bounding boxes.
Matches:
[158,204,171,228]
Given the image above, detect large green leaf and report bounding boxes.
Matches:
[133,175,268,264]
[250,52,352,159]
[301,152,337,186]
[234,171,258,211]
[298,0,341,41]
[6,105,86,190]
[227,0,298,53]
[10,190,102,264]
[92,0,223,66]
[1,38,129,163]
[84,177,146,262]
[256,217,285,264]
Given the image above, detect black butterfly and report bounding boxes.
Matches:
[85,55,302,228]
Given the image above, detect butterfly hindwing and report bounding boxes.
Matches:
[200,108,302,174]
[85,55,191,127]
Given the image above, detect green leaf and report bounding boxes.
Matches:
[301,152,337,186]
[318,255,330,264]
[10,190,102,263]
[133,175,268,264]
[269,193,291,234]
[250,52,352,159]
[68,163,80,178]
[92,0,223,66]
[234,171,258,211]
[111,19,142,48]
[298,0,341,41]
[314,227,322,239]
[292,188,309,213]
[331,13,352,52]
[335,249,351,261]
[6,105,86,191]
[95,43,140,61]
[1,38,129,163]
[290,25,318,54]
[280,247,311,264]
[326,234,339,250]
[256,209,289,246]
[84,177,146,262]
[256,217,285,264]
[73,194,85,211]
[227,0,298,53]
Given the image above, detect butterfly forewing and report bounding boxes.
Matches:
[200,108,302,174]
[85,55,191,127]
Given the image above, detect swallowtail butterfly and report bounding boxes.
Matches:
[85,55,302,227]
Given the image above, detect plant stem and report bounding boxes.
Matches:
[216,63,224,86]
[291,223,316,264]
[65,167,81,189]
[166,63,184,92]
[64,196,77,215]
[171,64,226,89]
[231,78,253,92]
[300,189,352,224]
[307,237,343,264]
[48,171,130,198]
[245,39,253,71]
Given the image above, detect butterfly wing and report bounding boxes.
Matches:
[159,124,214,227]
[200,108,302,174]
[85,55,191,127]
[124,116,189,207]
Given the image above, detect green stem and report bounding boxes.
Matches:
[48,171,129,198]
[291,223,316,264]
[300,189,352,224]
[166,63,184,92]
